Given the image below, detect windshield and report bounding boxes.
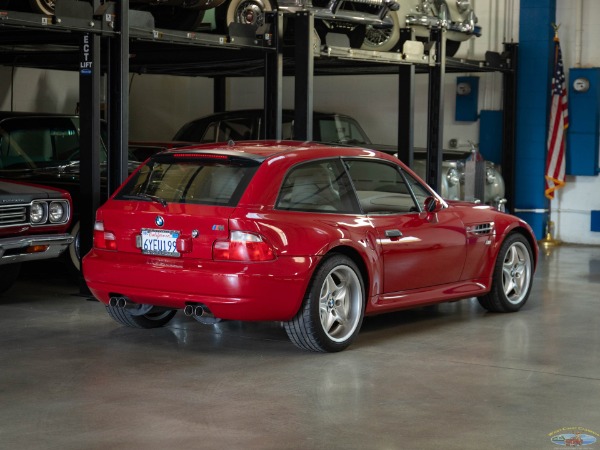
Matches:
[0,116,123,170]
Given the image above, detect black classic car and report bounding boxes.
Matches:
[0,179,73,293]
[173,109,506,208]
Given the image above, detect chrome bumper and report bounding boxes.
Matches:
[0,234,74,265]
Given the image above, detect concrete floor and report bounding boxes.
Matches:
[1,244,600,450]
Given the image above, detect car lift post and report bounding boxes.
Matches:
[426,27,445,193]
[397,28,415,168]
[293,11,314,141]
[264,11,284,140]
[79,29,102,280]
[107,0,130,193]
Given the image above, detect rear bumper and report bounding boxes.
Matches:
[83,250,319,322]
[0,234,74,265]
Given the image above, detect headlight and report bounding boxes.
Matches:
[485,168,497,185]
[30,202,47,224]
[446,167,460,187]
[49,201,67,223]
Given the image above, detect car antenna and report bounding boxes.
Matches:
[228,140,235,147]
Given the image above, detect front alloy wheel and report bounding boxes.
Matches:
[478,233,534,312]
[285,254,365,352]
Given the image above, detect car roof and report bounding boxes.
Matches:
[164,140,395,164]
[0,111,77,122]
[183,109,356,122]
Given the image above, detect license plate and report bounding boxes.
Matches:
[141,229,180,257]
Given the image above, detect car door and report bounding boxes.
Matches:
[345,159,467,293]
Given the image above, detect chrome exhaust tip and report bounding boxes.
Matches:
[193,305,204,317]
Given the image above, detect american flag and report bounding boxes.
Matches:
[545,34,569,200]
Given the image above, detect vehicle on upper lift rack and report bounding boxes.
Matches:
[1,0,398,48]
[0,179,73,294]
[173,109,506,209]
[1,0,478,52]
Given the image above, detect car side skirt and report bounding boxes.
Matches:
[367,278,491,314]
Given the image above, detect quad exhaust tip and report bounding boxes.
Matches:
[183,304,207,318]
[108,296,129,308]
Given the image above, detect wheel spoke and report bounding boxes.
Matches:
[504,245,517,266]
[503,275,515,297]
[320,308,338,334]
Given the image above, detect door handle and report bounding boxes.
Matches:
[385,229,403,238]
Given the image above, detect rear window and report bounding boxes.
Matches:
[116,156,258,206]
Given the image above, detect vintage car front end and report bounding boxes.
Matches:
[362,0,481,54]
[0,180,74,292]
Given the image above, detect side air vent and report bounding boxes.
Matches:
[467,222,495,236]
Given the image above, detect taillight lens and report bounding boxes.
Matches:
[213,231,275,262]
[93,221,117,251]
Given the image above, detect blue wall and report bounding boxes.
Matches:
[515,1,556,239]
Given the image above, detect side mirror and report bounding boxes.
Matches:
[424,196,442,213]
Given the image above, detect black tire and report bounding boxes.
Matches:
[445,39,461,57]
[284,254,365,352]
[106,304,177,329]
[29,0,54,15]
[416,36,462,57]
[477,233,534,313]
[151,7,205,31]
[361,12,401,52]
[68,220,81,273]
[0,263,21,294]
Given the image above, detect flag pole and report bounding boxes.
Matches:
[540,23,565,253]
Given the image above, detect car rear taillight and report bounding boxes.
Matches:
[213,231,275,262]
[93,221,117,251]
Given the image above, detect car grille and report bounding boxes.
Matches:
[0,205,27,227]
[467,222,495,236]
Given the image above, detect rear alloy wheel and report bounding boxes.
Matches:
[284,254,364,352]
[478,233,534,313]
[0,263,21,294]
[106,304,177,329]
[361,12,401,52]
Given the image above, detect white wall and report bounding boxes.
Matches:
[0,67,79,113]
[128,74,214,140]
[552,0,600,245]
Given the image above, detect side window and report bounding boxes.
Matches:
[276,159,357,213]
[402,169,432,208]
[200,122,219,143]
[217,118,254,141]
[345,160,419,214]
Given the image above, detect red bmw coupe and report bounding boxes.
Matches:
[83,141,537,352]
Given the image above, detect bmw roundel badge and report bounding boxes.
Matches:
[155,216,164,227]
